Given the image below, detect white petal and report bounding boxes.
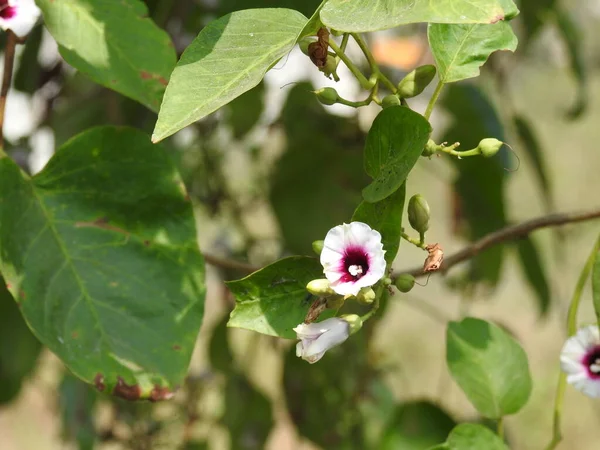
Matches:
[329,278,361,296]
[302,319,349,357]
[570,377,600,399]
[0,0,41,38]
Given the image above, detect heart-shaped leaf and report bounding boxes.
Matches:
[37,0,176,112]
[0,127,205,400]
[429,423,508,450]
[446,318,532,418]
[153,8,308,142]
[320,0,519,32]
[227,256,335,339]
[362,106,431,203]
[428,22,518,83]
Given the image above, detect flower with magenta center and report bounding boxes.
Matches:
[320,222,386,296]
[560,324,600,398]
[0,0,40,38]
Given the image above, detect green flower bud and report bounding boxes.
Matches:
[478,138,503,158]
[355,287,376,305]
[394,274,415,293]
[422,139,438,157]
[320,55,337,78]
[397,65,436,99]
[340,314,363,335]
[407,194,431,234]
[307,279,335,297]
[315,87,339,106]
[298,37,315,56]
[382,94,401,108]
[312,240,324,255]
[382,277,392,286]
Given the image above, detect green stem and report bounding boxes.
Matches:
[497,417,505,440]
[328,39,372,90]
[351,33,397,94]
[360,283,384,322]
[545,235,600,450]
[401,231,427,250]
[424,80,444,121]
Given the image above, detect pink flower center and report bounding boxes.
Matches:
[583,345,600,379]
[340,246,370,283]
[0,0,16,19]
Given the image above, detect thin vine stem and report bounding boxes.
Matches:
[328,39,372,90]
[0,30,18,153]
[401,231,427,250]
[424,79,444,121]
[350,32,397,94]
[545,234,600,450]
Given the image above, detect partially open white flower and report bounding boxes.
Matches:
[560,324,600,398]
[294,317,350,364]
[320,222,386,296]
[0,0,41,38]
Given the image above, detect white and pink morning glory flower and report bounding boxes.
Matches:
[294,318,350,364]
[0,0,40,38]
[560,324,600,398]
[320,222,386,296]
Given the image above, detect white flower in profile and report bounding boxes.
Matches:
[560,324,600,398]
[320,222,386,296]
[294,315,363,364]
[0,0,41,38]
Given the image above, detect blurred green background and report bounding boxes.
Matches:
[1,0,600,449]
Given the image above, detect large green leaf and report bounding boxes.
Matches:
[153,9,308,142]
[353,184,406,264]
[0,275,42,404]
[428,22,518,83]
[0,127,205,400]
[429,423,508,450]
[362,106,431,203]
[320,0,519,32]
[37,0,176,112]
[380,401,456,450]
[271,83,367,255]
[516,237,551,316]
[446,318,532,418]
[227,256,335,339]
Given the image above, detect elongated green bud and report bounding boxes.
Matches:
[408,194,430,234]
[312,240,324,255]
[478,138,503,158]
[320,55,337,78]
[394,274,415,293]
[315,87,339,105]
[307,279,335,297]
[355,287,376,305]
[382,94,401,108]
[397,65,436,99]
[340,314,363,335]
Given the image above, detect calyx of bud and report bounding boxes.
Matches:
[478,138,503,158]
[340,314,363,335]
[355,287,376,305]
[394,274,415,293]
[315,87,339,106]
[382,94,401,108]
[312,240,324,255]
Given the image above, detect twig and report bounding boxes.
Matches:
[401,208,600,278]
[0,30,18,152]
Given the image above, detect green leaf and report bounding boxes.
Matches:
[430,423,508,450]
[380,401,456,450]
[0,275,42,404]
[446,318,532,418]
[592,241,600,326]
[513,115,552,210]
[428,22,518,83]
[553,7,587,119]
[59,374,98,450]
[227,256,335,339]
[271,83,367,254]
[353,184,406,264]
[320,0,519,32]
[153,9,308,142]
[362,106,431,203]
[516,237,551,316]
[0,127,205,400]
[37,0,176,112]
